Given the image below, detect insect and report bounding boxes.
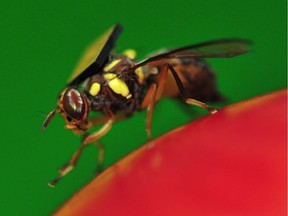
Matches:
[42,24,251,186]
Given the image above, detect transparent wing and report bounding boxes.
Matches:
[68,24,122,86]
[129,39,252,70]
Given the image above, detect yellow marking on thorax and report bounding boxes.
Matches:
[89,82,101,96]
[135,67,144,84]
[103,59,121,72]
[104,73,116,80]
[104,73,131,98]
[123,49,137,59]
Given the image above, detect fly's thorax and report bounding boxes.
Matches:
[96,56,139,94]
[85,72,133,100]
[83,56,143,112]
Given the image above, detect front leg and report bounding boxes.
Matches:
[48,119,114,187]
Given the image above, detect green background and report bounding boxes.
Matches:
[0,0,286,215]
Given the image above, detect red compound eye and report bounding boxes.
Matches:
[62,87,87,120]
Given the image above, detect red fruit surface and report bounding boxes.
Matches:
[55,89,287,216]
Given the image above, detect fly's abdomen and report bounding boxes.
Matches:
[163,58,223,102]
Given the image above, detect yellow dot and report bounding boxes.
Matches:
[104,73,130,97]
[103,59,121,72]
[135,67,144,84]
[108,78,130,97]
[104,73,117,80]
[89,82,101,96]
[123,49,137,59]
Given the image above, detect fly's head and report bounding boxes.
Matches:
[42,87,90,134]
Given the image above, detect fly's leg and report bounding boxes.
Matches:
[140,63,216,140]
[141,83,157,139]
[48,119,113,187]
[49,142,86,187]
[83,119,113,144]
[165,64,217,113]
[140,62,173,139]
[94,141,105,173]
[185,98,217,113]
[83,119,113,174]
[140,63,181,139]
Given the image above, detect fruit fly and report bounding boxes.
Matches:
[42,24,251,186]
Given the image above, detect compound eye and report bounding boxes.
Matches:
[62,88,87,120]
